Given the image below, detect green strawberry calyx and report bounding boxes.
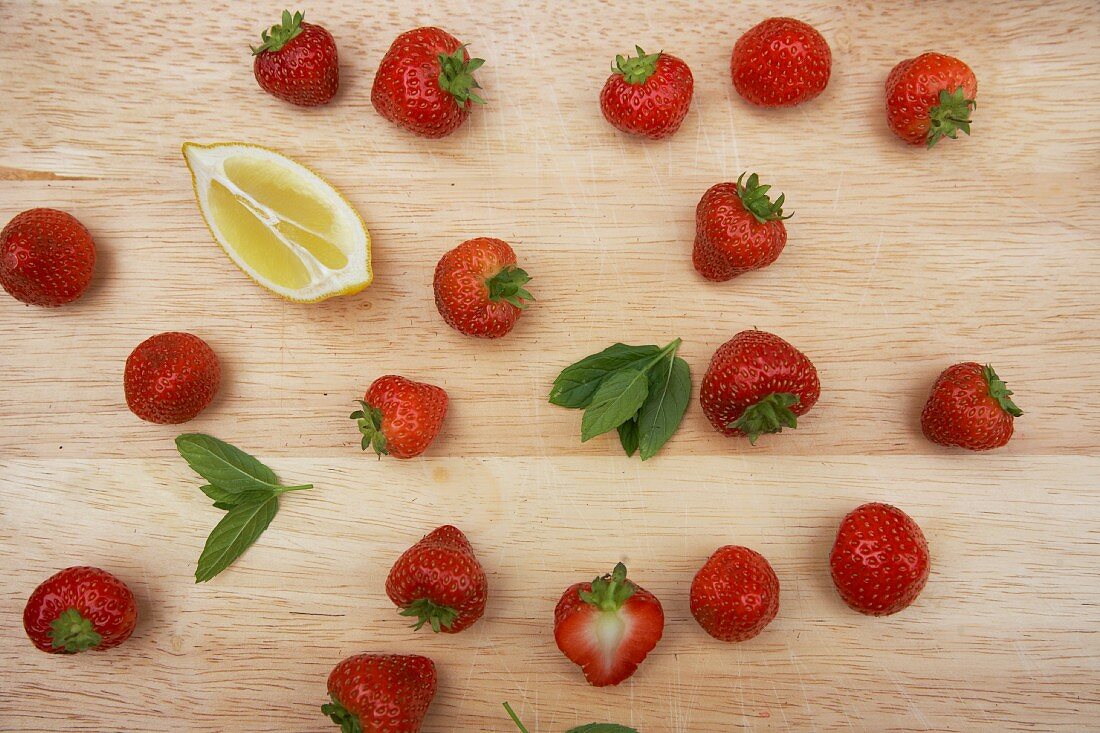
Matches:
[321,695,362,733]
[49,607,102,653]
[400,597,460,633]
[927,87,977,148]
[438,45,486,107]
[613,45,662,85]
[487,266,534,309]
[737,172,793,224]
[578,562,635,612]
[982,364,1023,417]
[349,401,388,458]
[251,9,305,56]
[729,392,801,445]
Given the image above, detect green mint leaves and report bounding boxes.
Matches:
[503,702,639,733]
[550,339,690,460]
[176,434,313,583]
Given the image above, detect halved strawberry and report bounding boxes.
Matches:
[553,562,664,687]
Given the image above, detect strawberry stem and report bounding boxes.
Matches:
[612,45,662,85]
[736,172,792,224]
[578,562,636,612]
[399,597,460,633]
[438,45,486,107]
[503,702,530,733]
[982,364,1023,417]
[349,401,388,458]
[927,87,976,148]
[251,9,305,56]
[729,392,800,444]
[321,695,362,733]
[487,266,534,309]
[49,608,102,653]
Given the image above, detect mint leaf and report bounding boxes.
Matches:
[195,495,279,583]
[580,368,650,441]
[637,355,691,460]
[549,343,660,408]
[568,725,641,733]
[176,434,281,492]
[617,418,640,456]
[200,484,276,509]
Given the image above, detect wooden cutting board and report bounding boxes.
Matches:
[1,1,1097,730]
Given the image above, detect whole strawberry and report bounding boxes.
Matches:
[921,362,1021,451]
[350,375,448,459]
[554,562,664,687]
[322,653,436,733]
[372,27,485,138]
[0,208,95,306]
[251,10,339,107]
[24,566,137,653]
[693,173,791,281]
[387,525,487,633]
[700,330,820,443]
[731,18,831,107]
[830,503,930,616]
[886,52,976,147]
[690,546,779,642]
[434,237,532,338]
[124,332,221,424]
[600,46,694,139]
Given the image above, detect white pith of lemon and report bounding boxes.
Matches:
[183,142,371,302]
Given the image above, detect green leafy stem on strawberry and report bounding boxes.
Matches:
[487,265,534,309]
[737,172,792,224]
[438,45,486,106]
[612,45,662,86]
[730,392,802,445]
[251,9,305,56]
[49,608,103,653]
[399,597,460,633]
[927,88,977,148]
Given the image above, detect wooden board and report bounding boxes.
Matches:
[1,0,1098,730]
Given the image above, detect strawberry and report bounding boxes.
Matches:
[921,362,1021,451]
[386,525,487,633]
[124,332,221,424]
[830,503,930,616]
[350,375,448,459]
[554,562,664,687]
[23,566,137,653]
[251,10,339,107]
[692,173,791,281]
[599,46,694,139]
[434,237,532,339]
[0,208,95,307]
[700,330,820,443]
[730,18,831,107]
[690,546,779,642]
[371,27,485,138]
[322,653,436,733]
[885,52,976,147]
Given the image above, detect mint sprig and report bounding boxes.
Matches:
[550,339,690,460]
[503,702,639,733]
[176,434,313,583]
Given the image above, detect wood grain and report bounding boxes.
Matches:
[1,0,1098,730]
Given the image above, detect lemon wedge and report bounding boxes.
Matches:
[183,142,371,302]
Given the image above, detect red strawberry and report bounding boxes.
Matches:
[371,27,485,138]
[830,503,930,616]
[886,52,976,147]
[322,653,436,733]
[731,18,831,107]
[700,330,820,443]
[434,237,532,339]
[921,362,1021,451]
[386,525,487,633]
[0,208,95,307]
[692,173,791,281]
[251,10,339,107]
[599,46,694,139]
[554,562,664,687]
[23,566,137,653]
[690,546,779,642]
[124,332,221,424]
[350,375,448,459]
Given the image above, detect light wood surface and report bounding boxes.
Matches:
[1,1,1098,730]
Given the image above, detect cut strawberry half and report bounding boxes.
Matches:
[553,562,664,687]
